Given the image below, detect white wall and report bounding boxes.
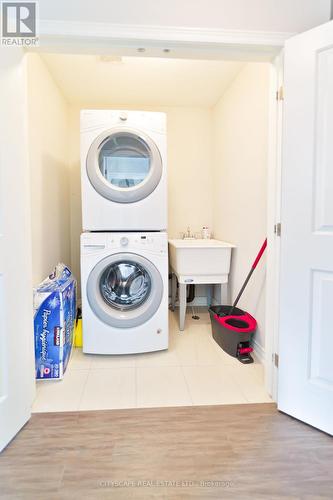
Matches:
[166,108,213,238]
[212,63,270,353]
[69,105,213,289]
[27,53,71,285]
[39,0,330,33]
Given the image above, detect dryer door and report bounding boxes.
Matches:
[87,253,163,328]
[86,127,163,203]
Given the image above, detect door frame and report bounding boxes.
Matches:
[265,53,284,399]
[0,48,35,451]
[36,21,294,61]
[27,21,287,399]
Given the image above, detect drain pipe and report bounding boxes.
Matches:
[187,284,195,303]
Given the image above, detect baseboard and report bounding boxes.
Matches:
[252,339,265,364]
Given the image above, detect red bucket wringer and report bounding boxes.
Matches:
[209,239,267,364]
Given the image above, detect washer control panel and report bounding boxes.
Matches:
[107,233,167,253]
[120,236,129,246]
[82,232,167,255]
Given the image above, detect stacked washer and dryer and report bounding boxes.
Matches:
[80,110,168,354]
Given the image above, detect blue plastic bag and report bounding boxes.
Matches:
[34,264,77,380]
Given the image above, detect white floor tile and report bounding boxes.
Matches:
[135,347,179,367]
[79,367,136,411]
[90,353,137,369]
[136,366,192,408]
[32,369,89,413]
[214,344,246,366]
[170,311,211,334]
[172,332,198,366]
[222,364,273,404]
[172,329,221,366]
[225,363,264,385]
[195,332,224,366]
[243,387,273,404]
[182,365,247,406]
[32,310,272,413]
[69,348,93,370]
[252,363,265,382]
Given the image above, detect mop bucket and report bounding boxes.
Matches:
[209,305,257,363]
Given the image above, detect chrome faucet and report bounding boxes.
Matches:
[182,226,196,239]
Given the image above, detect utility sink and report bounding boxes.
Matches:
[168,239,235,277]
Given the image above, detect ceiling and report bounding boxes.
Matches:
[41,54,245,107]
[39,0,330,33]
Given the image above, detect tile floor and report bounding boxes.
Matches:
[32,309,272,413]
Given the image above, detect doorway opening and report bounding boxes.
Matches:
[27,51,278,412]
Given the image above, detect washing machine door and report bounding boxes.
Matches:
[86,127,163,203]
[87,253,163,328]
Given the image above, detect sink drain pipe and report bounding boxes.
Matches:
[187,284,195,303]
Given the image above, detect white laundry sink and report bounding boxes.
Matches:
[168,239,235,277]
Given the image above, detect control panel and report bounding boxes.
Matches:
[82,232,167,255]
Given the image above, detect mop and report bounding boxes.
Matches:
[210,239,267,363]
[228,238,267,316]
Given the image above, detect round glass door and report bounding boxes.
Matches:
[87,253,163,328]
[99,133,151,189]
[100,261,151,311]
[86,127,163,203]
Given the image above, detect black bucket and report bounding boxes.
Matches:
[209,305,257,362]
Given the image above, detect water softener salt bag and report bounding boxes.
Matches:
[34,263,77,380]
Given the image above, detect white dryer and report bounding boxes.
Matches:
[81,109,167,231]
[81,232,169,354]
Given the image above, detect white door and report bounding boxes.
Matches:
[278,21,333,435]
[0,48,35,451]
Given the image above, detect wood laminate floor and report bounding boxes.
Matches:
[1,403,332,499]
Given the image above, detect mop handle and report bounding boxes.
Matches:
[228,238,267,315]
[252,238,267,270]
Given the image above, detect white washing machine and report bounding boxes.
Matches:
[81,109,167,231]
[81,231,169,354]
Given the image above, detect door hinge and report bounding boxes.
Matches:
[274,222,281,237]
[273,353,279,368]
[276,86,284,101]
